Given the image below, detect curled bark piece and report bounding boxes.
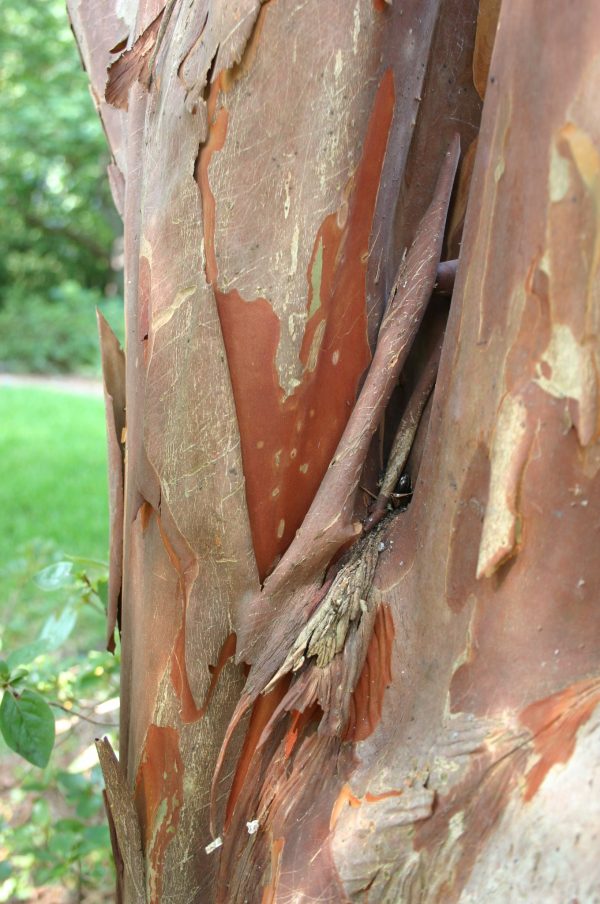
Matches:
[97,311,125,652]
[105,11,164,109]
[366,336,443,529]
[96,738,146,903]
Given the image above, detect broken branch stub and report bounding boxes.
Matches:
[95,738,146,904]
[264,525,383,692]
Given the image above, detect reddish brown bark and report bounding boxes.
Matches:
[72,0,600,900]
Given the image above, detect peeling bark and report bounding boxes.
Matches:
[72,0,600,900]
[97,312,126,651]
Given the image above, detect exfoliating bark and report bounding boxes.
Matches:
[71,0,599,900]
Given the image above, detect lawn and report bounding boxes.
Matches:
[0,384,118,901]
[0,385,108,649]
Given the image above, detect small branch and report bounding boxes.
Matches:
[434,258,458,295]
[22,211,109,262]
[365,335,443,530]
[50,701,118,727]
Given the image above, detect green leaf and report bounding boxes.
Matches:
[34,560,73,590]
[7,642,46,669]
[67,555,109,570]
[21,776,48,792]
[7,666,29,685]
[38,606,77,649]
[0,661,9,683]
[94,576,108,610]
[0,689,55,767]
[78,824,110,855]
[7,606,77,669]
[54,818,86,834]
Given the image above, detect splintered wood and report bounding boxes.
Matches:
[265,526,383,688]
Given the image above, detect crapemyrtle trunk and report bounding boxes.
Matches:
[71,0,600,900]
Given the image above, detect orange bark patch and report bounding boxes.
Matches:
[521,677,600,801]
[329,783,402,831]
[472,0,501,100]
[261,837,285,904]
[329,783,362,830]
[345,603,395,742]
[215,70,396,577]
[134,724,183,902]
[283,703,320,759]
[196,74,229,285]
[364,788,403,803]
[139,500,153,530]
[225,678,291,829]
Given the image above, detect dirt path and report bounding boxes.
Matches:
[0,373,103,397]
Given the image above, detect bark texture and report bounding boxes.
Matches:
[70,0,600,900]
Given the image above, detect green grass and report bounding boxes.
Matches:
[0,386,108,648]
[0,387,107,561]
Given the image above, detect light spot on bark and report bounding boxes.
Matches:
[561,122,600,192]
[332,349,340,365]
[309,237,324,319]
[205,836,222,854]
[477,393,530,579]
[539,248,551,277]
[549,142,571,202]
[334,49,343,80]
[534,323,598,446]
[299,463,309,474]
[277,519,285,539]
[353,2,361,54]
[152,286,196,332]
[559,122,600,298]
[306,319,327,372]
[289,222,300,276]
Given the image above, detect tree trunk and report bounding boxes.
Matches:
[70,0,600,900]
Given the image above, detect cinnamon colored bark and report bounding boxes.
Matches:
[71,0,600,901]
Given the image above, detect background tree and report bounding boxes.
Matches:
[70,0,600,901]
[0,0,121,373]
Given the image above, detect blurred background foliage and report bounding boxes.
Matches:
[0,0,123,374]
[0,0,121,898]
